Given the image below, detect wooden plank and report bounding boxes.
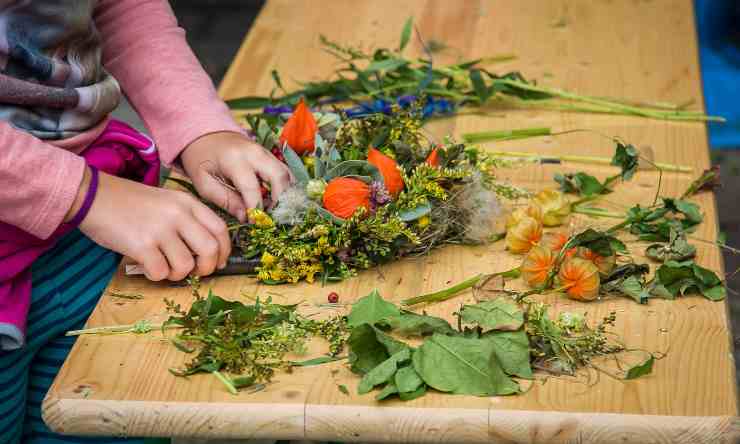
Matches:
[43,1,739,442]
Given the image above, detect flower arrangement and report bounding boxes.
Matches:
[219,100,518,284]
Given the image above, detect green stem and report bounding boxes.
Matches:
[402,269,522,306]
[462,127,552,143]
[493,79,725,122]
[572,206,625,219]
[212,371,238,395]
[484,150,692,173]
[65,322,171,337]
[606,220,631,234]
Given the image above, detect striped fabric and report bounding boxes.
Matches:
[0,229,148,444]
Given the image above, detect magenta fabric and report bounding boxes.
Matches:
[0,119,160,350]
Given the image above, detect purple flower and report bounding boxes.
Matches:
[370,181,391,209]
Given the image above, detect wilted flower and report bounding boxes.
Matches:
[521,245,556,287]
[279,98,318,154]
[533,189,571,227]
[271,186,316,225]
[576,247,616,276]
[506,216,543,253]
[506,204,543,229]
[557,258,600,301]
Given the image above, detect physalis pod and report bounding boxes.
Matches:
[576,246,616,276]
[505,216,543,253]
[533,189,571,227]
[521,245,556,287]
[557,258,600,302]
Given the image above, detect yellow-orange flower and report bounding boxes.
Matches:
[506,205,543,229]
[533,189,571,227]
[521,245,556,287]
[425,148,440,167]
[576,247,616,276]
[279,98,318,155]
[506,216,543,254]
[557,258,600,302]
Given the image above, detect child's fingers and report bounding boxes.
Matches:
[190,202,231,270]
[256,154,292,204]
[138,248,170,282]
[160,234,196,281]
[192,173,247,222]
[224,163,262,210]
[175,219,218,277]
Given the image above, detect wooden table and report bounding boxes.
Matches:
[43,1,739,442]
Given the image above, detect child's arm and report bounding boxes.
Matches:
[94,0,291,220]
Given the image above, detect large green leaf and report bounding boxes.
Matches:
[412,334,519,396]
[652,260,725,301]
[324,160,383,184]
[484,330,533,379]
[383,311,455,337]
[358,348,410,394]
[347,324,390,374]
[395,364,424,393]
[459,298,524,331]
[347,290,401,327]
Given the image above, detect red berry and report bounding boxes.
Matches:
[328,292,339,303]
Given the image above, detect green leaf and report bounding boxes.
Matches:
[290,356,344,367]
[570,229,627,257]
[347,290,401,327]
[383,311,456,337]
[282,146,310,185]
[395,364,424,393]
[616,275,651,304]
[231,375,256,389]
[358,348,410,394]
[375,383,398,400]
[399,17,413,51]
[459,298,524,331]
[554,172,608,196]
[271,69,285,93]
[347,324,391,374]
[412,334,519,396]
[365,58,409,73]
[469,69,491,103]
[225,96,272,109]
[338,384,350,396]
[652,260,725,301]
[398,202,432,222]
[399,384,426,401]
[625,355,654,379]
[484,330,533,378]
[611,142,639,180]
[324,160,383,184]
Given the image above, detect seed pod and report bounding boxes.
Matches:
[576,247,616,276]
[533,189,571,227]
[279,98,318,154]
[505,205,543,229]
[505,216,543,254]
[367,147,404,198]
[521,245,556,287]
[322,177,371,219]
[557,258,600,302]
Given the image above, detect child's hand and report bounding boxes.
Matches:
[79,172,231,281]
[180,132,292,221]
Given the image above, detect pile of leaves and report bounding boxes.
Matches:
[164,279,347,393]
[164,282,652,399]
[226,18,720,123]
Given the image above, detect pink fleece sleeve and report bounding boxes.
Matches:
[94,0,243,166]
[0,122,86,239]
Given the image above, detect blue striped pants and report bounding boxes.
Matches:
[0,230,149,444]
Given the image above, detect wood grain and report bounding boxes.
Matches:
[44,1,738,442]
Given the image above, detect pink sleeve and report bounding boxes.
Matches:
[0,122,86,239]
[94,0,244,166]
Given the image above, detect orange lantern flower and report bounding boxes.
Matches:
[506,205,543,229]
[557,258,600,302]
[367,147,404,197]
[539,231,576,259]
[576,247,616,276]
[505,216,543,254]
[521,245,556,287]
[322,177,371,219]
[425,148,440,167]
[279,98,318,155]
[533,189,571,227]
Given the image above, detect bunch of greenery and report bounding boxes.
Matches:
[226,18,721,123]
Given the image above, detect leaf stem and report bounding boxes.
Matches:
[212,371,238,395]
